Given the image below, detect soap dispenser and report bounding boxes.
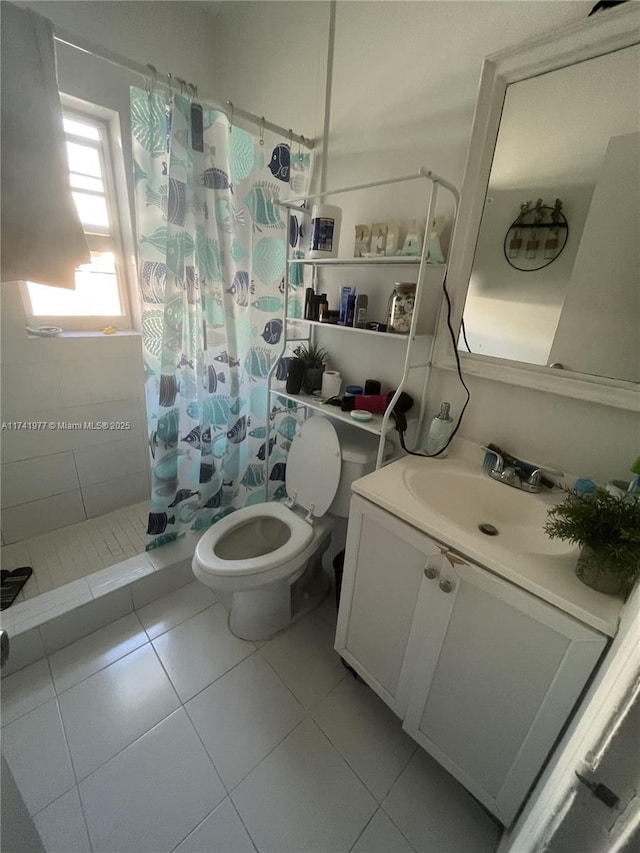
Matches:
[426,402,454,457]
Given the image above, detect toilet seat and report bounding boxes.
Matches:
[194,501,314,578]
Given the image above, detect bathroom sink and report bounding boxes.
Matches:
[402,464,574,557]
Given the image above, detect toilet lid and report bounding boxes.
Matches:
[286,417,341,517]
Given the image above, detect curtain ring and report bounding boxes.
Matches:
[166,73,173,105]
[259,116,265,146]
[188,82,198,99]
[288,128,293,149]
[298,135,305,162]
[145,64,157,98]
[176,77,187,95]
[227,100,234,133]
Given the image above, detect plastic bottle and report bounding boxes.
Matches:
[425,402,454,457]
[309,204,342,259]
[353,294,368,328]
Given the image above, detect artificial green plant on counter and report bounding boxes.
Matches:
[545,488,640,595]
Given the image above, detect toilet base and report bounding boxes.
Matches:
[228,542,331,641]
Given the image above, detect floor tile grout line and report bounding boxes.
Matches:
[180,688,233,798]
[75,781,97,853]
[136,595,221,644]
[48,622,151,700]
[179,644,262,708]
[347,806,378,853]
[53,690,82,790]
[311,708,395,805]
[227,714,312,800]
[306,715,382,806]
[27,779,76,821]
[254,645,312,714]
[227,793,260,853]
[146,636,185,707]
[72,703,184,788]
[378,800,420,853]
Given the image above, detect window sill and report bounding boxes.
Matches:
[26,329,141,339]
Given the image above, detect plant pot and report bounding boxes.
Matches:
[575,545,628,596]
[302,366,324,394]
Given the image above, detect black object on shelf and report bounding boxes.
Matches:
[285,358,305,394]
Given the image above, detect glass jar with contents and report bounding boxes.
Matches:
[386,282,416,334]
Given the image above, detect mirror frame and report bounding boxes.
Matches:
[432,4,640,412]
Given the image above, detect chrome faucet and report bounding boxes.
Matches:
[482,447,562,494]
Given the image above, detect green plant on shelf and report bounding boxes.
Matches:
[293,343,329,368]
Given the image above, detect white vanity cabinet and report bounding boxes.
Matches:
[335,496,442,717]
[335,494,608,826]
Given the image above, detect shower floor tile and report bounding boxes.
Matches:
[1,585,502,853]
[1,500,149,601]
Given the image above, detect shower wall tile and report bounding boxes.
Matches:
[57,356,137,407]
[74,436,148,488]
[1,361,62,414]
[1,452,79,508]
[49,333,134,362]
[82,471,149,519]
[0,315,54,366]
[1,490,86,544]
[0,400,141,464]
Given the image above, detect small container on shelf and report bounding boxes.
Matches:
[353,294,368,328]
[386,282,416,334]
[309,204,342,259]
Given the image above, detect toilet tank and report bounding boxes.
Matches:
[328,421,392,518]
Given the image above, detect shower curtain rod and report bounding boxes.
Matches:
[53,26,315,150]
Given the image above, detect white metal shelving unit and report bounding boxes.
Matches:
[267,168,459,473]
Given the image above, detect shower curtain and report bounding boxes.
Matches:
[131,87,311,549]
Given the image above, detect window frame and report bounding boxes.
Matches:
[21,95,137,332]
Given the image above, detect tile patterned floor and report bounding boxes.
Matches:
[1,501,149,600]
[1,582,502,853]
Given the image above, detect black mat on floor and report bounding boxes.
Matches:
[1,566,33,610]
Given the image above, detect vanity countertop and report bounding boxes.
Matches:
[351,444,624,637]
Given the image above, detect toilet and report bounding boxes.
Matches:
[192,417,386,641]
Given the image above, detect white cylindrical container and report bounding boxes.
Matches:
[309,204,342,259]
[425,401,454,457]
[321,370,341,398]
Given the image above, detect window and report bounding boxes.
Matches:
[22,97,135,330]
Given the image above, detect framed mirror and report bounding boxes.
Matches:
[433,5,640,411]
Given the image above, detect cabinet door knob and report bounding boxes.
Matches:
[424,567,437,579]
[439,579,453,593]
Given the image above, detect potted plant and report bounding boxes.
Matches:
[293,343,329,393]
[544,489,640,595]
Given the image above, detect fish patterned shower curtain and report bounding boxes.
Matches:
[131,87,311,549]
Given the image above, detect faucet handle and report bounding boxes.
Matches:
[524,464,564,490]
